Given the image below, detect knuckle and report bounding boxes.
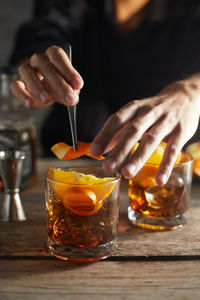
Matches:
[31,53,51,70]
[121,100,139,113]
[103,113,123,134]
[130,99,140,106]
[111,112,124,125]
[140,104,156,118]
[169,144,178,155]
[46,45,63,59]
[124,100,138,109]
[144,104,154,112]
[128,122,141,136]
[145,132,157,144]
[18,63,29,75]
[31,53,41,63]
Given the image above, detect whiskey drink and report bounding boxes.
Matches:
[128,152,193,230]
[46,167,121,262]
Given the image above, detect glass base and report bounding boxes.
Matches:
[48,238,117,262]
[128,206,188,230]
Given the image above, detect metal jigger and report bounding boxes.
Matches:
[0,150,26,221]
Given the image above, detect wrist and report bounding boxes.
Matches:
[180,73,200,95]
[179,73,200,113]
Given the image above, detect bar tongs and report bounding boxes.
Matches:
[65,44,78,151]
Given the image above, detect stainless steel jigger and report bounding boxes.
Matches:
[0,150,26,221]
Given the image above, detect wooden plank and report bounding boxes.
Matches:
[0,158,200,258]
[116,208,200,257]
[1,260,200,300]
[0,194,48,257]
[1,193,200,258]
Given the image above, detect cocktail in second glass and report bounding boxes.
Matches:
[128,145,193,230]
[45,166,121,262]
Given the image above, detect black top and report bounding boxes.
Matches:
[10,0,200,156]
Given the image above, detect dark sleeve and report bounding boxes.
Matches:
[177,1,200,78]
[10,0,86,64]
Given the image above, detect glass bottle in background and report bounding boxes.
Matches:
[0,66,36,188]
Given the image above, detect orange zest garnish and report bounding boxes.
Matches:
[48,168,116,216]
[129,142,182,187]
[129,165,158,188]
[51,141,104,161]
[186,141,200,176]
[130,142,181,165]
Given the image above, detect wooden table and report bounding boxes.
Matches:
[1,158,200,300]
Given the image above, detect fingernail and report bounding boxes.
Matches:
[122,164,136,179]
[24,98,32,107]
[156,174,167,186]
[65,92,75,105]
[72,77,83,89]
[90,144,103,156]
[40,91,49,103]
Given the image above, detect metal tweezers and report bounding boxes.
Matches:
[65,44,78,151]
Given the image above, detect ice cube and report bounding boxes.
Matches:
[144,173,185,209]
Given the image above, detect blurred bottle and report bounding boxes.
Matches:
[0,66,36,188]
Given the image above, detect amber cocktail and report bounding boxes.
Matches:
[45,166,120,262]
[128,145,193,230]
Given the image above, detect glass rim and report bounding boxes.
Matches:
[144,151,193,167]
[46,166,121,186]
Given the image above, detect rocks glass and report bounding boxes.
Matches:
[45,166,121,262]
[128,152,193,230]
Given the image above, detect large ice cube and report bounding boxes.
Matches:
[144,173,185,209]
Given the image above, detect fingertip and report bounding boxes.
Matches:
[102,158,117,174]
[72,77,84,90]
[155,173,168,186]
[121,163,136,179]
[65,91,77,105]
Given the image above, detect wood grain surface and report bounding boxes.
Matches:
[0,159,200,300]
[1,260,200,300]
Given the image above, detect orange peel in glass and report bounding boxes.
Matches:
[129,142,182,187]
[186,141,200,176]
[130,142,181,165]
[48,168,116,216]
[51,141,104,160]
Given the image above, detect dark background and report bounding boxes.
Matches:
[0,0,51,156]
[1,0,200,157]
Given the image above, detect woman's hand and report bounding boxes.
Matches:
[90,76,200,185]
[10,45,84,108]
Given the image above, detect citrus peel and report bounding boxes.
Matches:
[130,142,182,187]
[130,142,181,165]
[48,168,116,216]
[51,141,104,160]
[186,141,200,176]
